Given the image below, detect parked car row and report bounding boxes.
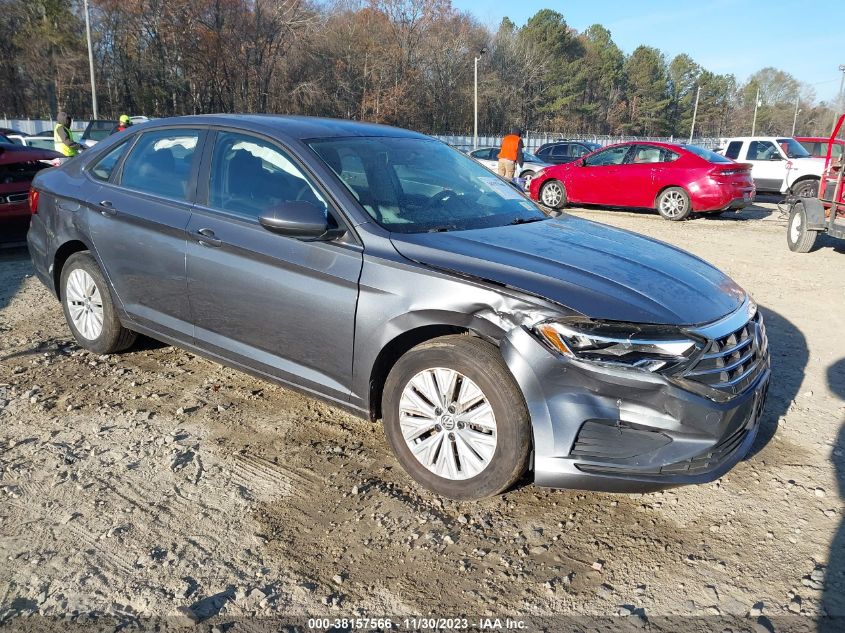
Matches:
[528,141,755,220]
[467,147,550,184]
[26,114,770,500]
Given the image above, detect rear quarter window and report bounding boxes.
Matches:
[90,140,131,182]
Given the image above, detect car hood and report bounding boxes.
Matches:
[389,216,746,326]
[0,144,62,164]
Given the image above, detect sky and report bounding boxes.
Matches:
[452,0,845,102]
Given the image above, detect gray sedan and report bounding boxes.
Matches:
[27,115,770,499]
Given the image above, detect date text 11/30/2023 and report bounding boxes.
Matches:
[306,617,527,630]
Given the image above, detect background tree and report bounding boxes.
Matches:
[0,1,838,139]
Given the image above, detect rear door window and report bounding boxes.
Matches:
[629,145,663,164]
[746,141,779,161]
[119,129,201,200]
[725,141,743,160]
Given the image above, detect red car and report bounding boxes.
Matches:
[529,142,755,221]
[0,142,62,242]
[795,136,845,161]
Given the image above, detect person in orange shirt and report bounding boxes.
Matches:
[497,127,524,180]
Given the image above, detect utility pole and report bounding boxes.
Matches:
[83,0,98,119]
[835,64,845,131]
[751,86,761,136]
[473,48,487,149]
[792,96,801,136]
[688,86,701,144]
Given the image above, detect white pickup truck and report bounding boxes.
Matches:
[718,136,825,197]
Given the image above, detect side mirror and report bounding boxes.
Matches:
[770,155,784,161]
[258,201,344,240]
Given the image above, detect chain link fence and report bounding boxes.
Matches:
[436,133,722,152]
[2,118,722,151]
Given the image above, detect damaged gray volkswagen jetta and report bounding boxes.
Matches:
[27,115,770,499]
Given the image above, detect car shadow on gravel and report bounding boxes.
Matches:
[0,245,29,312]
[746,306,807,459]
[820,358,845,631]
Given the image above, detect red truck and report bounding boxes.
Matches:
[795,136,845,160]
[787,117,845,252]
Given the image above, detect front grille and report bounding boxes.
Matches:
[684,309,768,396]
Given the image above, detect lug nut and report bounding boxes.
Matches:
[435,407,442,415]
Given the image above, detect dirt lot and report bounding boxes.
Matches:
[1,200,844,631]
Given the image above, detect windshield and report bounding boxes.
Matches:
[776,138,811,158]
[308,137,546,233]
[682,144,732,164]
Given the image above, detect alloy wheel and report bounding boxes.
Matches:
[398,367,497,480]
[660,190,687,218]
[541,182,563,207]
[65,269,104,340]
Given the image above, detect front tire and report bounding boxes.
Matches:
[787,202,818,253]
[382,335,531,500]
[60,252,136,354]
[656,187,691,221]
[539,179,567,209]
[792,179,819,199]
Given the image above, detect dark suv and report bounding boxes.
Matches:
[27,115,770,499]
[535,140,602,165]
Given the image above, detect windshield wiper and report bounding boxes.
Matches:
[508,216,546,225]
[427,225,458,233]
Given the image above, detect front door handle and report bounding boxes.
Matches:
[196,228,222,248]
[98,200,117,216]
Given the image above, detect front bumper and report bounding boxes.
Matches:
[501,324,770,493]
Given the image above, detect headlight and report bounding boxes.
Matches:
[533,318,703,373]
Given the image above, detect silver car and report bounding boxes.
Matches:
[27,115,770,500]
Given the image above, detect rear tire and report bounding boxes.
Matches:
[382,335,531,500]
[539,180,567,209]
[787,202,818,253]
[792,179,819,199]
[60,252,136,354]
[656,187,691,221]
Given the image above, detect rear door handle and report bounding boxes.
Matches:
[98,200,117,216]
[196,228,222,248]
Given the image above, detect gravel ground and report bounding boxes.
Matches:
[1,200,844,632]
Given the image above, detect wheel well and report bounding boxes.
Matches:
[368,325,472,421]
[52,241,89,295]
[792,175,820,186]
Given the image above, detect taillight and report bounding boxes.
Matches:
[29,188,40,215]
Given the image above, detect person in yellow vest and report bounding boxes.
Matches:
[53,112,83,157]
[497,127,524,181]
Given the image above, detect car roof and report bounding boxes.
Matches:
[795,136,845,143]
[137,114,429,141]
[723,136,793,142]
